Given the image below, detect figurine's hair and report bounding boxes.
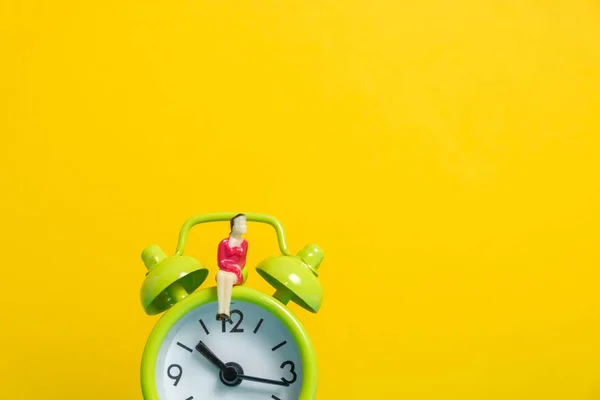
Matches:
[230,213,246,233]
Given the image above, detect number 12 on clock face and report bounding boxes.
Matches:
[154,301,304,400]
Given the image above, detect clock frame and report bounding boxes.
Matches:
[141,285,319,400]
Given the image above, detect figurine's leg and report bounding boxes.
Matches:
[222,272,237,316]
[216,270,227,315]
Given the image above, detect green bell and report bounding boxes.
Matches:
[140,244,208,315]
[256,244,324,313]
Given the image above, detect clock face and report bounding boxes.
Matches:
[155,300,303,400]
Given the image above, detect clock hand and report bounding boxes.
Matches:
[195,341,227,372]
[237,374,289,387]
[195,341,288,387]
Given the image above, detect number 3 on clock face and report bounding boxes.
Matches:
[142,288,316,400]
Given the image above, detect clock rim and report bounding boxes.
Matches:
[140,285,318,400]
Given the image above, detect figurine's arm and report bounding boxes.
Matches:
[240,240,248,267]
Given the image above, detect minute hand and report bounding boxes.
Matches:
[238,374,289,387]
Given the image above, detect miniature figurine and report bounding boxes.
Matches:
[215,213,248,321]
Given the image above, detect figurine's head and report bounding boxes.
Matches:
[230,213,247,236]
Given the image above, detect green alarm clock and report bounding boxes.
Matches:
[138,213,324,400]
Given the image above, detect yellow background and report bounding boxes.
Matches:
[2,0,600,399]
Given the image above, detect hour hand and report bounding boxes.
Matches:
[195,341,227,372]
[238,374,289,387]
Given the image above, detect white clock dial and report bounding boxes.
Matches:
[155,300,303,400]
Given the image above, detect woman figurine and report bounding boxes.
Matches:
[215,213,248,321]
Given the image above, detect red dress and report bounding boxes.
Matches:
[217,237,248,285]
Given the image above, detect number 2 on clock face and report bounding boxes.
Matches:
[155,301,303,400]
